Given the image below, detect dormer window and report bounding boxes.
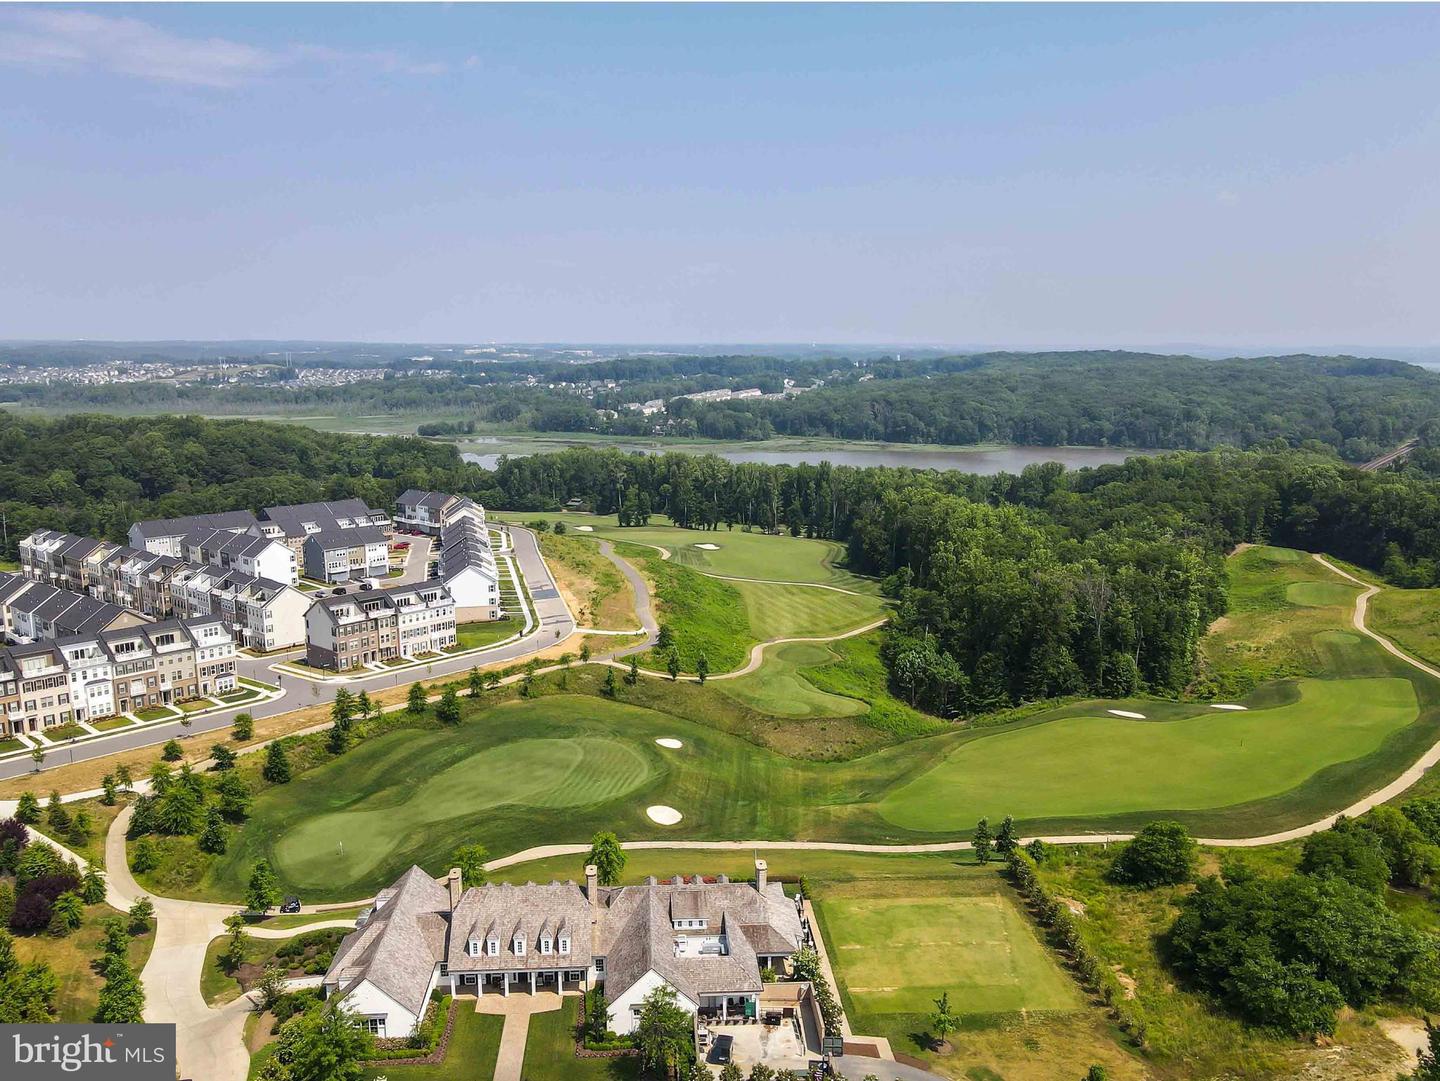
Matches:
[467,939,480,957]
[513,935,526,956]
[487,936,499,957]
[540,935,552,955]
[559,936,570,955]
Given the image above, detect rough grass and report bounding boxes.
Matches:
[10,902,155,1022]
[537,531,636,630]
[1370,587,1440,671]
[496,511,876,592]
[1199,545,1363,696]
[878,677,1419,832]
[625,546,754,672]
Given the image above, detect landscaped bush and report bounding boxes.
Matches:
[9,870,81,933]
[367,995,453,1059]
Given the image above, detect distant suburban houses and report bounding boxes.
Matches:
[323,858,803,1039]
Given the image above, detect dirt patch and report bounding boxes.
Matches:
[1110,965,1137,1000]
[1059,896,1087,917]
[1379,1018,1428,1067]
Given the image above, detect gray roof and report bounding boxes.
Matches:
[304,526,388,551]
[131,510,259,539]
[327,866,451,1018]
[447,880,592,972]
[398,489,454,512]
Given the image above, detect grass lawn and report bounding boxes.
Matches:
[178,698,215,713]
[729,579,886,639]
[717,641,869,719]
[815,876,1080,1018]
[380,1009,505,1080]
[10,902,155,1022]
[879,676,1420,832]
[0,737,25,753]
[135,705,177,722]
[201,926,347,1005]
[92,716,137,732]
[246,904,368,930]
[45,722,88,741]
[219,688,261,705]
[453,619,518,651]
[521,997,640,1081]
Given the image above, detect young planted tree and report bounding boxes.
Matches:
[198,807,228,855]
[79,867,106,905]
[115,765,134,791]
[326,718,350,756]
[100,774,118,806]
[127,896,154,935]
[973,818,993,864]
[995,815,1018,857]
[656,624,675,651]
[231,713,254,742]
[587,831,627,886]
[468,667,484,699]
[602,667,619,698]
[580,643,592,664]
[48,891,84,936]
[161,739,184,762]
[210,744,237,771]
[626,656,640,685]
[696,652,709,685]
[930,991,958,1052]
[14,792,40,824]
[246,860,282,914]
[666,651,681,681]
[1109,821,1197,887]
[216,772,252,822]
[272,999,375,1081]
[436,685,462,726]
[46,791,70,833]
[129,838,159,875]
[94,954,145,1023]
[262,740,292,784]
[155,784,201,836]
[407,681,428,714]
[221,913,248,973]
[355,690,374,720]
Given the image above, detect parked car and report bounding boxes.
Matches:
[332,586,347,595]
[710,1035,732,1065]
[280,896,301,914]
[358,582,374,591]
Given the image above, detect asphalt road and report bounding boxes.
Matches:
[0,527,574,782]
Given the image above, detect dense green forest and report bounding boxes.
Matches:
[9,351,1440,461]
[10,412,1440,715]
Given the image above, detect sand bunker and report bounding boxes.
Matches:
[1107,709,1147,719]
[647,805,683,825]
[655,738,684,749]
[575,525,594,532]
[1210,703,1248,711]
[694,543,720,550]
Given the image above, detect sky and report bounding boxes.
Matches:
[1,3,1438,348]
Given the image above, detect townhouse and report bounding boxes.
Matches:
[179,528,297,586]
[0,573,143,643]
[102,617,238,715]
[17,529,113,593]
[395,489,463,535]
[129,510,260,557]
[436,513,501,619]
[304,582,455,671]
[302,526,391,584]
[323,859,802,1039]
[258,499,392,559]
[170,564,309,652]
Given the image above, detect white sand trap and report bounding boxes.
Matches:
[1210,703,1248,711]
[655,737,684,749]
[1107,709,1147,719]
[694,542,720,550]
[647,805,683,825]
[575,525,595,532]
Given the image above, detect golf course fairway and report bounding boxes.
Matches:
[878,676,1418,831]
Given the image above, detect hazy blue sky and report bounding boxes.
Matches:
[2,3,1437,346]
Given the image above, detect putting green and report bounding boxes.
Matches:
[1285,581,1358,608]
[717,642,867,718]
[272,736,654,887]
[878,677,1418,831]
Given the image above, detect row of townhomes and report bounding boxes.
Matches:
[322,859,803,1038]
[0,614,237,736]
[305,581,457,671]
[19,530,311,651]
[127,497,393,586]
[0,572,142,642]
[433,497,502,619]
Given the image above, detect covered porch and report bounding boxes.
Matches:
[450,967,587,998]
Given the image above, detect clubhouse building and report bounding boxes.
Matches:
[323,859,803,1038]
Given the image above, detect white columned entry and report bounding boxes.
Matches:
[529,970,536,994]
[502,973,509,997]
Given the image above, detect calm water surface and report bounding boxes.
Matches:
[461,440,1153,474]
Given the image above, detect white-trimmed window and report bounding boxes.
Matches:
[487,936,499,956]
[467,940,479,957]
[558,936,571,955]
[595,956,605,973]
[540,935,553,955]
[514,935,526,956]
[362,1017,386,1036]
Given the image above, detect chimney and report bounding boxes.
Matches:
[447,867,463,911]
[585,864,599,906]
[754,858,768,892]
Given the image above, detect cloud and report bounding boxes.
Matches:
[0,9,448,88]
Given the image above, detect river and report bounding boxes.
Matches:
[459,437,1156,474]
